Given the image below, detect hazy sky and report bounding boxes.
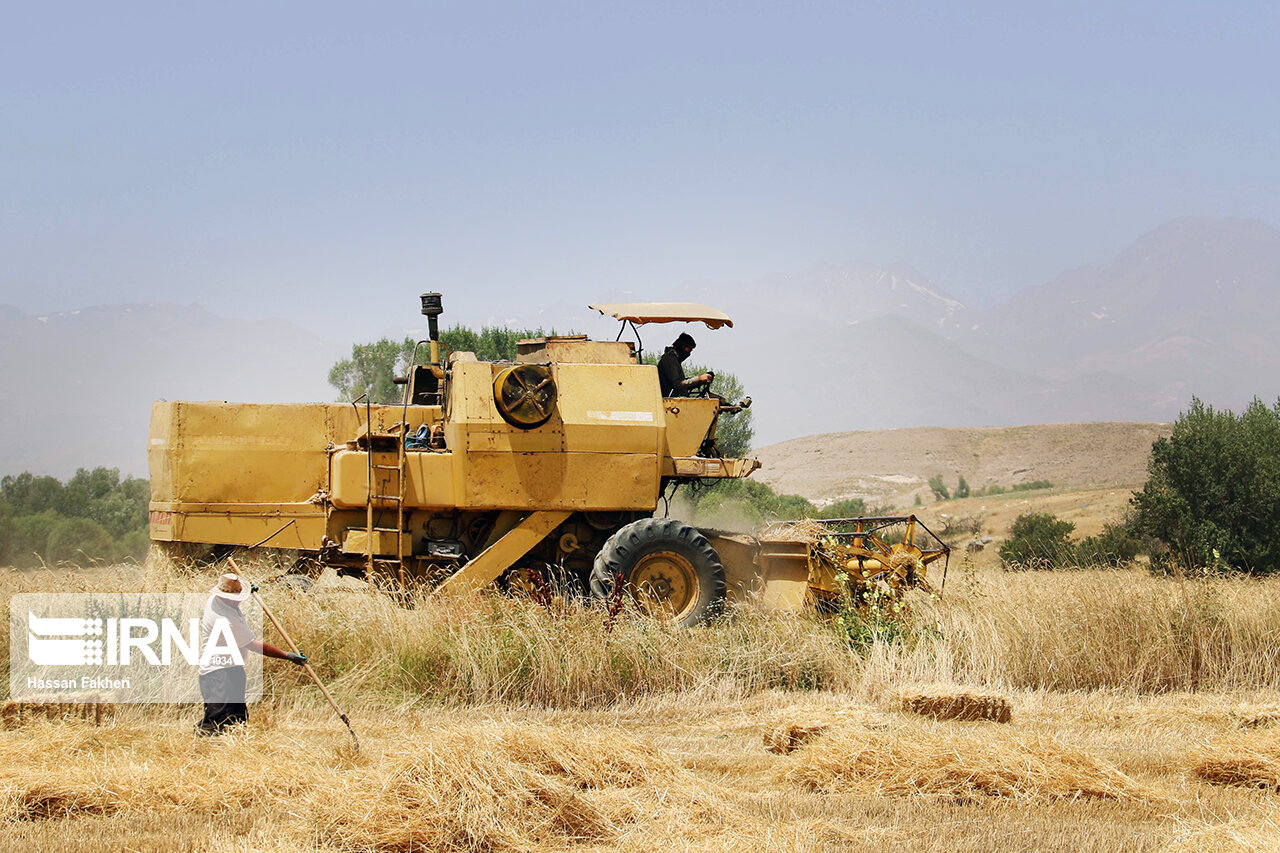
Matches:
[3,1,1277,341]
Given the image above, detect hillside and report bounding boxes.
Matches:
[752,421,1170,506]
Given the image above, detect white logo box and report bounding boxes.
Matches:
[10,593,263,703]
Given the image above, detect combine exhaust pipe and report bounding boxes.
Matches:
[421,291,443,363]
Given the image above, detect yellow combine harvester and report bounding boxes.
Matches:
[149,295,947,625]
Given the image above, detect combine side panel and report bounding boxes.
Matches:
[446,360,663,511]
[148,401,358,550]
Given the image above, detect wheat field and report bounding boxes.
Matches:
[2,556,1280,852]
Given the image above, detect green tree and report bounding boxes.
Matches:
[0,472,63,516]
[1131,397,1280,574]
[955,476,970,499]
[115,528,152,562]
[439,326,546,361]
[328,337,416,404]
[57,467,149,538]
[329,326,551,404]
[1,468,151,566]
[928,474,950,502]
[8,511,61,567]
[0,503,13,565]
[999,512,1076,569]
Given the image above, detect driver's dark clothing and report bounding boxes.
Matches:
[658,345,699,397]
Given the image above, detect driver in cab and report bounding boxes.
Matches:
[658,332,713,398]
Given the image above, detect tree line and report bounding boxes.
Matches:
[0,468,150,567]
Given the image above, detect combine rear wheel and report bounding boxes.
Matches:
[589,518,725,627]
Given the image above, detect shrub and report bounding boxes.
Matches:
[688,478,813,526]
[8,511,62,567]
[0,506,11,564]
[1075,519,1144,567]
[937,512,986,546]
[928,474,950,501]
[115,528,152,563]
[999,512,1076,570]
[45,517,115,565]
[817,498,868,519]
[1131,397,1280,574]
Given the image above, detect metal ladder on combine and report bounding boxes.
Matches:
[350,336,436,592]
[354,396,409,589]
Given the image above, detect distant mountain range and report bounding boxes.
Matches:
[2,216,1277,478]
[0,304,340,477]
[962,217,1280,406]
[714,217,1280,445]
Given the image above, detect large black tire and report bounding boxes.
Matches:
[589,518,726,627]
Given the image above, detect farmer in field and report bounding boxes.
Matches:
[197,572,307,734]
[657,332,713,397]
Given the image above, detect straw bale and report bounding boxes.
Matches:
[1,699,116,729]
[900,689,1013,724]
[0,766,121,820]
[785,723,1153,801]
[764,722,830,755]
[1192,731,1280,791]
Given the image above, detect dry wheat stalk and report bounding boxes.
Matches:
[785,722,1154,801]
[1192,731,1280,791]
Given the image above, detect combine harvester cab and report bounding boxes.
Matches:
[149,294,947,624]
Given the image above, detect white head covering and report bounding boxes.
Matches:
[210,572,251,603]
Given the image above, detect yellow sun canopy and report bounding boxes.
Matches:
[589,302,734,329]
